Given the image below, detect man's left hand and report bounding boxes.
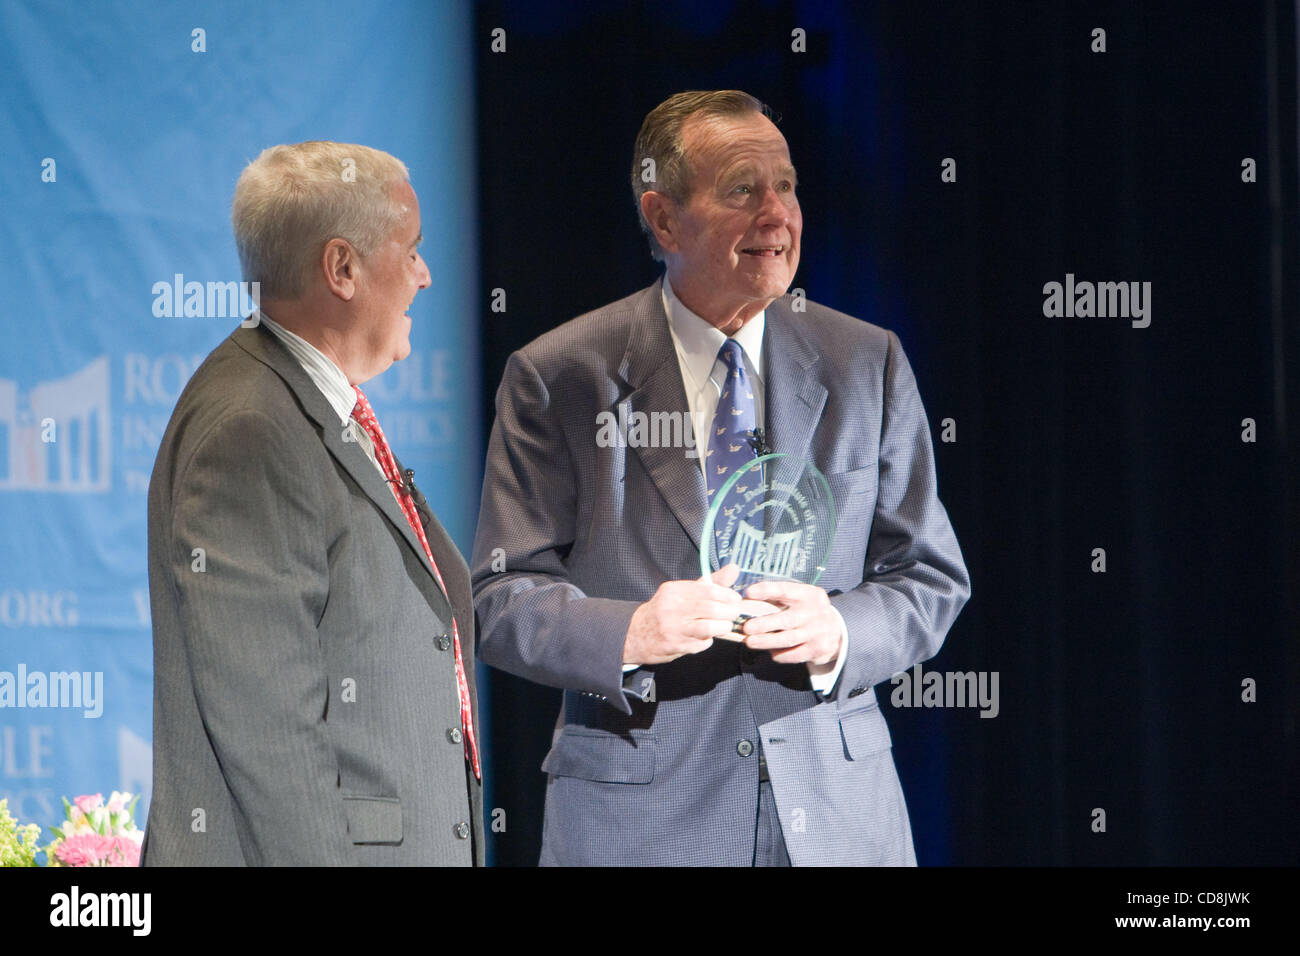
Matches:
[739,580,843,667]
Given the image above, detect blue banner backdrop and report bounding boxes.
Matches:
[0,0,480,841]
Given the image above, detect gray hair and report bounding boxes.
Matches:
[630,90,771,261]
[232,141,410,299]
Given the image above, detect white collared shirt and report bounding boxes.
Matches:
[257,312,387,481]
[661,276,765,473]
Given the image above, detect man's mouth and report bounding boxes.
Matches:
[739,245,785,258]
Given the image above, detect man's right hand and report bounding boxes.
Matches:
[622,565,742,666]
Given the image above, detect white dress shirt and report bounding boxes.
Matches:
[257,312,387,482]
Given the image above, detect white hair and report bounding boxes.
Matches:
[232,141,410,299]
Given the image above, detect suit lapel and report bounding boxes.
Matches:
[407,476,472,642]
[756,302,825,699]
[762,299,827,467]
[230,323,453,608]
[619,282,711,555]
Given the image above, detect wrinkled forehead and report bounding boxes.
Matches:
[681,111,794,178]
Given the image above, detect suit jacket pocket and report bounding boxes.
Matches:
[343,795,403,845]
[541,730,655,783]
[824,465,878,509]
[838,705,893,761]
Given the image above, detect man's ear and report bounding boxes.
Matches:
[640,191,682,255]
[321,237,357,301]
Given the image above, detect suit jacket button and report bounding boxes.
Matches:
[736,739,754,757]
[447,727,463,744]
[437,634,451,651]
[454,822,470,840]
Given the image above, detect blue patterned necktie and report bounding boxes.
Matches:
[707,339,757,500]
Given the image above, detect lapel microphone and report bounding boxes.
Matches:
[385,469,418,499]
[747,427,771,457]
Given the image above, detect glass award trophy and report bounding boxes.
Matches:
[700,453,837,626]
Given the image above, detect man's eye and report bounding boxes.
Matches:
[733,184,751,194]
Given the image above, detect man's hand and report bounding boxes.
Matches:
[740,580,844,669]
[623,565,742,666]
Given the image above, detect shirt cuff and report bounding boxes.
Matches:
[808,608,850,695]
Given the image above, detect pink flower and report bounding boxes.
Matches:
[105,791,130,814]
[54,833,114,867]
[53,833,141,867]
[73,794,104,814]
[104,835,141,867]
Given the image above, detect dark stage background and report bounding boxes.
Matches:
[474,0,1300,866]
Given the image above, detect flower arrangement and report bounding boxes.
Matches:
[44,792,143,867]
[0,798,42,867]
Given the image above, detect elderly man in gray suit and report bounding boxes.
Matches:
[472,91,970,866]
[143,142,482,865]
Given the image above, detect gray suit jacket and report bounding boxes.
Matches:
[471,279,970,866]
[142,321,482,866]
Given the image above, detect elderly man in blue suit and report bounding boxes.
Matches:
[471,90,970,866]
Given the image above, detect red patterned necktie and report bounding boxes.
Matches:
[350,386,481,780]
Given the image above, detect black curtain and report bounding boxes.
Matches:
[474,0,1299,866]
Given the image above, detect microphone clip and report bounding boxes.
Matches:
[746,427,772,457]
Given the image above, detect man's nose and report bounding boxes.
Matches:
[756,186,791,226]
[416,253,432,289]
